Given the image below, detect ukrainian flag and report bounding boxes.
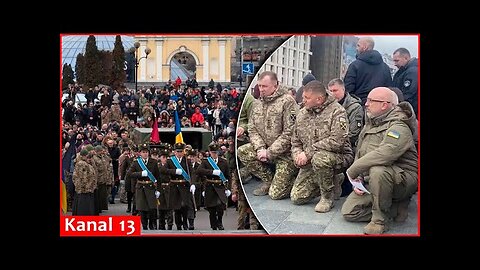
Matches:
[174,109,184,144]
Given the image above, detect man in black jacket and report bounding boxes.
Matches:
[344,37,392,105]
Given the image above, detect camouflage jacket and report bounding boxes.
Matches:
[239,93,254,131]
[341,93,364,147]
[248,86,298,160]
[92,155,108,185]
[73,159,97,193]
[347,103,418,179]
[292,95,350,161]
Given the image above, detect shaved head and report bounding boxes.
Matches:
[357,37,375,54]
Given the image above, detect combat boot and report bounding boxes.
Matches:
[315,191,334,213]
[394,198,410,222]
[333,173,344,200]
[253,182,271,196]
[364,222,387,234]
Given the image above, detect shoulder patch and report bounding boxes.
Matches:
[387,130,400,139]
[339,116,347,130]
[404,79,411,87]
[290,110,296,122]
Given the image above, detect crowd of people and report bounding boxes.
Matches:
[62,78,260,231]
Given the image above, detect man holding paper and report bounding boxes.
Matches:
[341,87,418,234]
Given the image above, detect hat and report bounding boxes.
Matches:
[186,149,197,156]
[150,148,159,156]
[138,143,150,151]
[85,144,94,152]
[159,149,170,157]
[80,149,89,156]
[208,143,220,152]
[185,144,193,151]
[174,142,186,151]
[94,145,104,152]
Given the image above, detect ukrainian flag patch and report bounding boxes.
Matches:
[387,130,400,139]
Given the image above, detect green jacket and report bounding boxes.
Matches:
[347,103,418,179]
[239,93,254,132]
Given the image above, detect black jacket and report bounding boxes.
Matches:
[393,58,418,115]
[344,50,393,104]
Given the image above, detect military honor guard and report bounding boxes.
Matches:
[197,143,231,230]
[126,143,161,230]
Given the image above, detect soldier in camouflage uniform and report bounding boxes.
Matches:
[93,145,110,211]
[237,71,299,200]
[341,87,418,234]
[291,80,354,213]
[142,103,154,128]
[72,150,97,216]
[328,78,364,199]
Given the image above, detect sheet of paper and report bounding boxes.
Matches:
[349,179,371,194]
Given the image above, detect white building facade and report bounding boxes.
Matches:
[252,36,312,89]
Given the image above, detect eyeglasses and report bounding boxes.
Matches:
[366,98,390,104]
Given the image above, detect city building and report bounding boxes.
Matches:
[251,35,312,89]
[132,36,233,85]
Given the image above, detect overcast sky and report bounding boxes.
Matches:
[356,35,419,57]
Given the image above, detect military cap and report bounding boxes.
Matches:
[174,142,186,151]
[94,145,104,152]
[208,143,220,152]
[85,144,94,152]
[186,149,198,156]
[80,149,89,156]
[150,148,160,156]
[138,143,150,151]
[159,148,170,157]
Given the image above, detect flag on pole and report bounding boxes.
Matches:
[150,116,160,144]
[174,108,184,144]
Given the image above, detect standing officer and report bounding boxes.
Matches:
[187,149,203,211]
[166,143,196,230]
[291,80,354,213]
[156,147,174,230]
[126,143,161,230]
[237,71,299,200]
[341,87,418,234]
[197,143,230,230]
[392,48,418,115]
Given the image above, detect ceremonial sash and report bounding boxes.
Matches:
[136,157,157,183]
[207,157,227,183]
[171,156,190,182]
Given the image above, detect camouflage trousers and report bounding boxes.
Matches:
[341,165,417,224]
[291,150,346,205]
[237,143,298,200]
[119,180,128,203]
[237,200,260,230]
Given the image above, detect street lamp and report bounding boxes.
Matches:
[128,41,151,92]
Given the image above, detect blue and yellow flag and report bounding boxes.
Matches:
[174,109,184,144]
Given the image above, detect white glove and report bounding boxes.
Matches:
[202,191,205,197]
[155,191,160,198]
[225,189,231,197]
[141,170,148,177]
[212,169,221,176]
[190,185,196,194]
[175,169,182,175]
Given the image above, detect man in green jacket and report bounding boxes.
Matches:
[341,87,418,234]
